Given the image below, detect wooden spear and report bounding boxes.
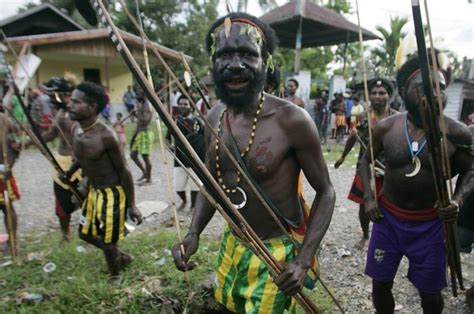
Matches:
[0,117,17,261]
[0,51,84,204]
[85,1,321,311]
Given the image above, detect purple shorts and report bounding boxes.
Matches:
[365,206,447,294]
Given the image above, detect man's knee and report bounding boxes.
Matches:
[130,151,138,159]
[78,231,92,242]
[419,291,443,313]
[373,279,393,293]
[102,242,117,254]
[419,291,443,303]
[1,204,16,216]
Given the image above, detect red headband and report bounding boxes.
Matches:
[216,17,266,44]
[404,67,448,88]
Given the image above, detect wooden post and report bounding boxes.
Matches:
[104,56,110,91]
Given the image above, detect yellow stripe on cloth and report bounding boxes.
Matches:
[94,188,104,237]
[52,154,82,190]
[214,227,295,313]
[118,187,126,239]
[0,180,18,204]
[215,231,236,306]
[224,241,245,312]
[243,253,263,313]
[104,188,114,243]
[81,188,96,236]
[80,186,127,243]
[258,239,286,314]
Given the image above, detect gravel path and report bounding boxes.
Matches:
[2,148,472,312]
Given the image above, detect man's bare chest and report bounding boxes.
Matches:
[210,119,289,182]
[73,134,105,161]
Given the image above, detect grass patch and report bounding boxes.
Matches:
[321,142,359,166]
[0,230,218,313]
[0,229,336,312]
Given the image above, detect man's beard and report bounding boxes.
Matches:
[371,101,386,113]
[212,66,266,109]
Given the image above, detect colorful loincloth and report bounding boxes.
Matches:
[52,154,82,190]
[214,226,296,314]
[347,173,383,205]
[379,194,438,221]
[335,114,346,127]
[79,185,128,244]
[0,175,20,205]
[131,129,154,155]
[365,197,447,294]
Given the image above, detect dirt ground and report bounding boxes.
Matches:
[2,147,473,313]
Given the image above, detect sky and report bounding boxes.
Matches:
[1,0,473,58]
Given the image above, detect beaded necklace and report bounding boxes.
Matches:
[78,119,99,134]
[215,94,265,194]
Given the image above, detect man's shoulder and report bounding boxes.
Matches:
[266,94,300,113]
[97,123,116,141]
[206,103,226,125]
[267,95,313,129]
[444,116,472,148]
[379,112,403,128]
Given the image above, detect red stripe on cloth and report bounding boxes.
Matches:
[0,176,21,200]
[379,194,438,221]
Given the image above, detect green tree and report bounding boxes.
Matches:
[271,0,355,87]
[370,16,408,76]
[236,0,278,12]
[450,54,471,79]
[19,0,95,28]
[113,0,218,74]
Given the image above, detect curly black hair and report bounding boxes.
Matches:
[287,78,299,88]
[205,12,278,61]
[76,82,108,114]
[368,78,394,96]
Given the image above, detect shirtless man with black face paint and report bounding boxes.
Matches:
[172,13,335,312]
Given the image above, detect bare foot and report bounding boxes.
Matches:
[121,252,134,270]
[61,232,71,243]
[466,286,474,313]
[354,238,368,250]
[178,202,186,211]
[136,174,147,183]
[108,274,123,285]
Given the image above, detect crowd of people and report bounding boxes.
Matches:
[0,11,473,313]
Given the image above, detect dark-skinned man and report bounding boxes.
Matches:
[172,13,335,313]
[34,76,82,242]
[359,50,473,313]
[130,91,154,184]
[0,110,20,255]
[168,95,204,211]
[459,124,474,312]
[285,78,305,108]
[65,82,142,279]
[335,78,394,243]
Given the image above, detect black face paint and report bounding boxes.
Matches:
[211,23,266,109]
[404,70,447,126]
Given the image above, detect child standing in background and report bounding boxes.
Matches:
[114,112,127,150]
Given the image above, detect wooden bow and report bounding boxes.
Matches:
[411,0,463,297]
[81,0,321,311]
